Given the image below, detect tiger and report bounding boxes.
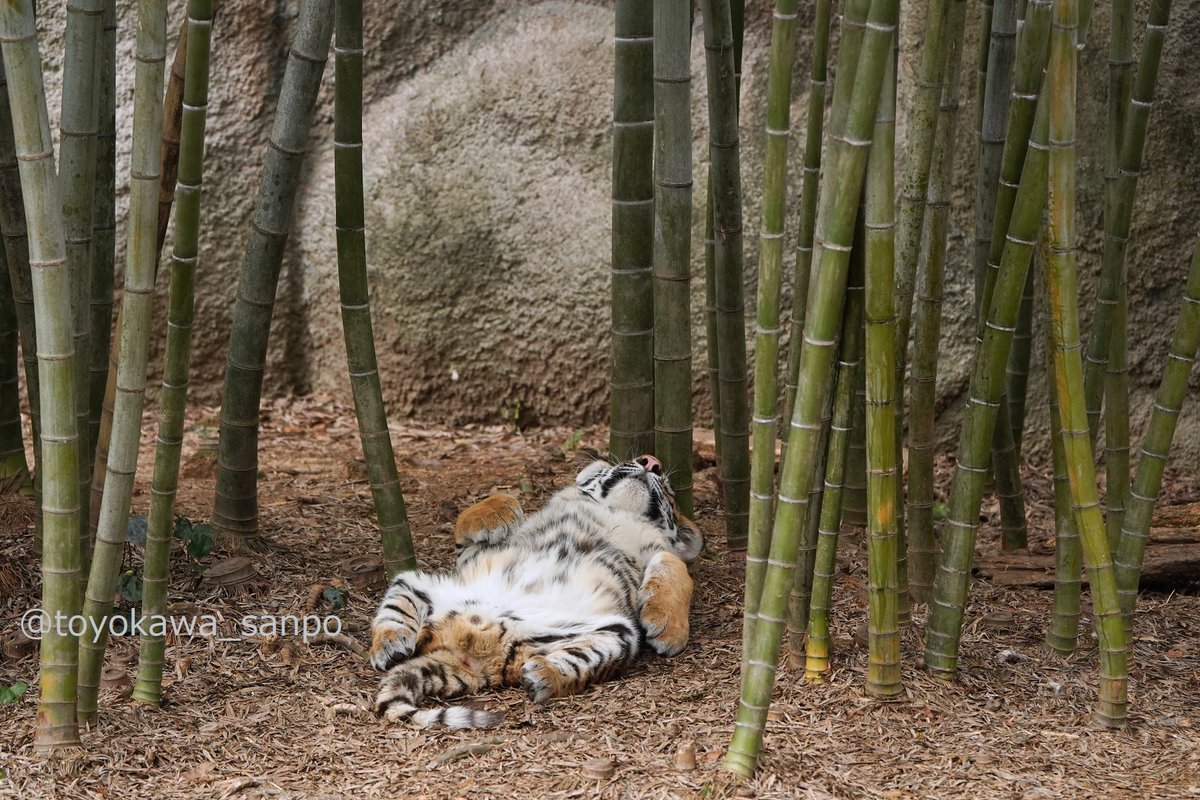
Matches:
[367,454,703,729]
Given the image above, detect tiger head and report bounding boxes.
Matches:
[574,455,704,563]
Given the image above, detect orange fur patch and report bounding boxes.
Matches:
[454,494,523,546]
[639,553,693,656]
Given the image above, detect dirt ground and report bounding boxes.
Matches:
[1,396,1199,799]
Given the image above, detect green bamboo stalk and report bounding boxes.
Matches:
[59,0,104,573]
[89,0,116,459]
[1114,242,1200,618]
[77,0,168,726]
[1101,0,1134,556]
[789,225,863,648]
[841,390,866,528]
[1005,266,1035,449]
[923,93,1048,681]
[132,0,215,707]
[212,0,334,550]
[702,0,749,549]
[743,0,798,653]
[652,0,693,517]
[781,0,833,440]
[0,0,83,750]
[1042,278,1082,655]
[724,0,897,774]
[975,0,994,133]
[0,59,40,527]
[333,0,417,577]
[1042,0,1128,724]
[1104,290,1129,554]
[0,257,23,478]
[863,38,900,697]
[973,0,1017,313]
[88,20,188,544]
[1082,0,1174,438]
[799,277,863,679]
[908,17,966,595]
[610,0,654,462]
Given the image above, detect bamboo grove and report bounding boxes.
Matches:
[0,0,1195,774]
[602,0,1195,778]
[0,0,414,747]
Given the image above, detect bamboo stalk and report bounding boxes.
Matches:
[212,0,334,550]
[908,9,966,598]
[133,0,215,707]
[88,0,116,459]
[333,0,417,577]
[1042,277,1082,655]
[610,0,655,462]
[1042,0,1128,724]
[0,0,83,750]
[863,37,900,698]
[1114,242,1200,618]
[800,273,863,680]
[923,93,1048,681]
[652,0,693,517]
[77,0,169,726]
[0,257,23,478]
[1005,266,1035,449]
[1081,0,1174,438]
[743,0,799,655]
[702,0,749,549]
[781,0,834,441]
[724,0,897,774]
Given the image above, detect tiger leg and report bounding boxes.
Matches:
[454,493,524,565]
[519,619,641,704]
[368,573,435,671]
[374,650,501,728]
[637,550,693,656]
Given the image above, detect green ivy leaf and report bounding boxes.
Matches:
[126,515,149,547]
[0,682,28,705]
[173,515,194,541]
[187,525,214,562]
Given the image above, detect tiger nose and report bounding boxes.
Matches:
[636,454,662,475]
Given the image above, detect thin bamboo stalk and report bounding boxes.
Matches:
[781,0,834,440]
[333,0,417,577]
[77,0,168,726]
[1042,276,1082,655]
[133,0,215,707]
[743,0,799,656]
[800,274,863,680]
[789,223,863,647]
[923,94,1048,681]
[88,18,189,543]
[0,59,40,528]
[610,0,655,462]
[702,0,749,549]
[59,0,104,573]
[1082,0,1174,438]
[1042,0,1128,724]
[724,0,897,774]
[88,0,116,458]
[652,0,693,517]
[863,37,900,697]
[212,0,334,550]
[1005,267,1035,449]
[0,260,23,478]
[1114,242,1200,618]
[908,12,966,596]
[841,392,866,528]
[973,0,1017,313]
[0,0,83,750]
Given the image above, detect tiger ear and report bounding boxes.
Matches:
[673,514,704,563]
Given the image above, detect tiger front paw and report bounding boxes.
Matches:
[368,626,416,672]
[638,553,693,657]
[454,494,523,548]
[520,655,572,704]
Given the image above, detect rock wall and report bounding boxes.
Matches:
[34,0,1200,465]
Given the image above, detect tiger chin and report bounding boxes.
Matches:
[367,455,703,729]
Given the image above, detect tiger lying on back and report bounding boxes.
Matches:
[368,455,703,729]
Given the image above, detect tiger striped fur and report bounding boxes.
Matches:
[368,455,703,729]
